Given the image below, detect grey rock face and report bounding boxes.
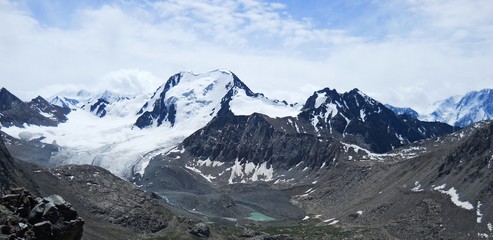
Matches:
[299,88,455,153]
[0,188,84,240]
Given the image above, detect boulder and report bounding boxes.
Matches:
[0,188,84,240]
[34,221,53,240]
[189,223,210,238]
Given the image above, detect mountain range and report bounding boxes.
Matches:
[386,88,493,127]
[1,70,493,239]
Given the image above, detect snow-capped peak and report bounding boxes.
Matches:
[135,70,299,129]
[421,88,493,127]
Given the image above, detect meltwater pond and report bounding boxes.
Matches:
[246,212,276,222]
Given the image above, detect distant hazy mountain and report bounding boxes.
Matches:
[384,104,419,119]
[422,89,493,127]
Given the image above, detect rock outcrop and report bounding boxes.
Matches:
[189,223,210,238]
[0,188,84,240]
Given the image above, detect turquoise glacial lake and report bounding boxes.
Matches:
[246,212,276,222]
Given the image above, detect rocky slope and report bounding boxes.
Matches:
[18,163,182,240]
[0,135,36,194]
[0,88,69,128]
[296,120,493,239]
[0,188,84,240]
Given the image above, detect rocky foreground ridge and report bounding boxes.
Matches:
[0,188,83,240]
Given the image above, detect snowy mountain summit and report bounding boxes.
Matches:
[135,70,299,129]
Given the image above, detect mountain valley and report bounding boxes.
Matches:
[1,70,493,239]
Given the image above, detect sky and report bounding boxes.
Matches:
[1,0,493,113]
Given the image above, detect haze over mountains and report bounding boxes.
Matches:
[1,70,493,239]
[387,88,493,128]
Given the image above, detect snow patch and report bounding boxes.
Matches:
[411,181,424,192]
[228,159,274,184]
[38,111,57,120]
[433,184,446,190]
[434,185,474,210]
[477,201,483,223]
[273,178,294,184]
[302,216,310,221]
[299,188,316,197]
[359,109,367,121]
[185,165,216,182]
[328,220,339,225]
[477,233,489,239]
[196,158,224,167]
[230,89,300,117]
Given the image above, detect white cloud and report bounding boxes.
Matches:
[0,0,492,112]
[99,69,161,95]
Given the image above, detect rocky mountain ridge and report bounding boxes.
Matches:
[0,88,69,128]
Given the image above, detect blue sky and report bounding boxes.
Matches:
[1,0,493,112]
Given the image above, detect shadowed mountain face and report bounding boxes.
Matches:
[299,88,455,153]
[384,104,419,119]
[0,88,70,128]
[0,136,17,193]
[0,136,37,194]
[181,113,341,170]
